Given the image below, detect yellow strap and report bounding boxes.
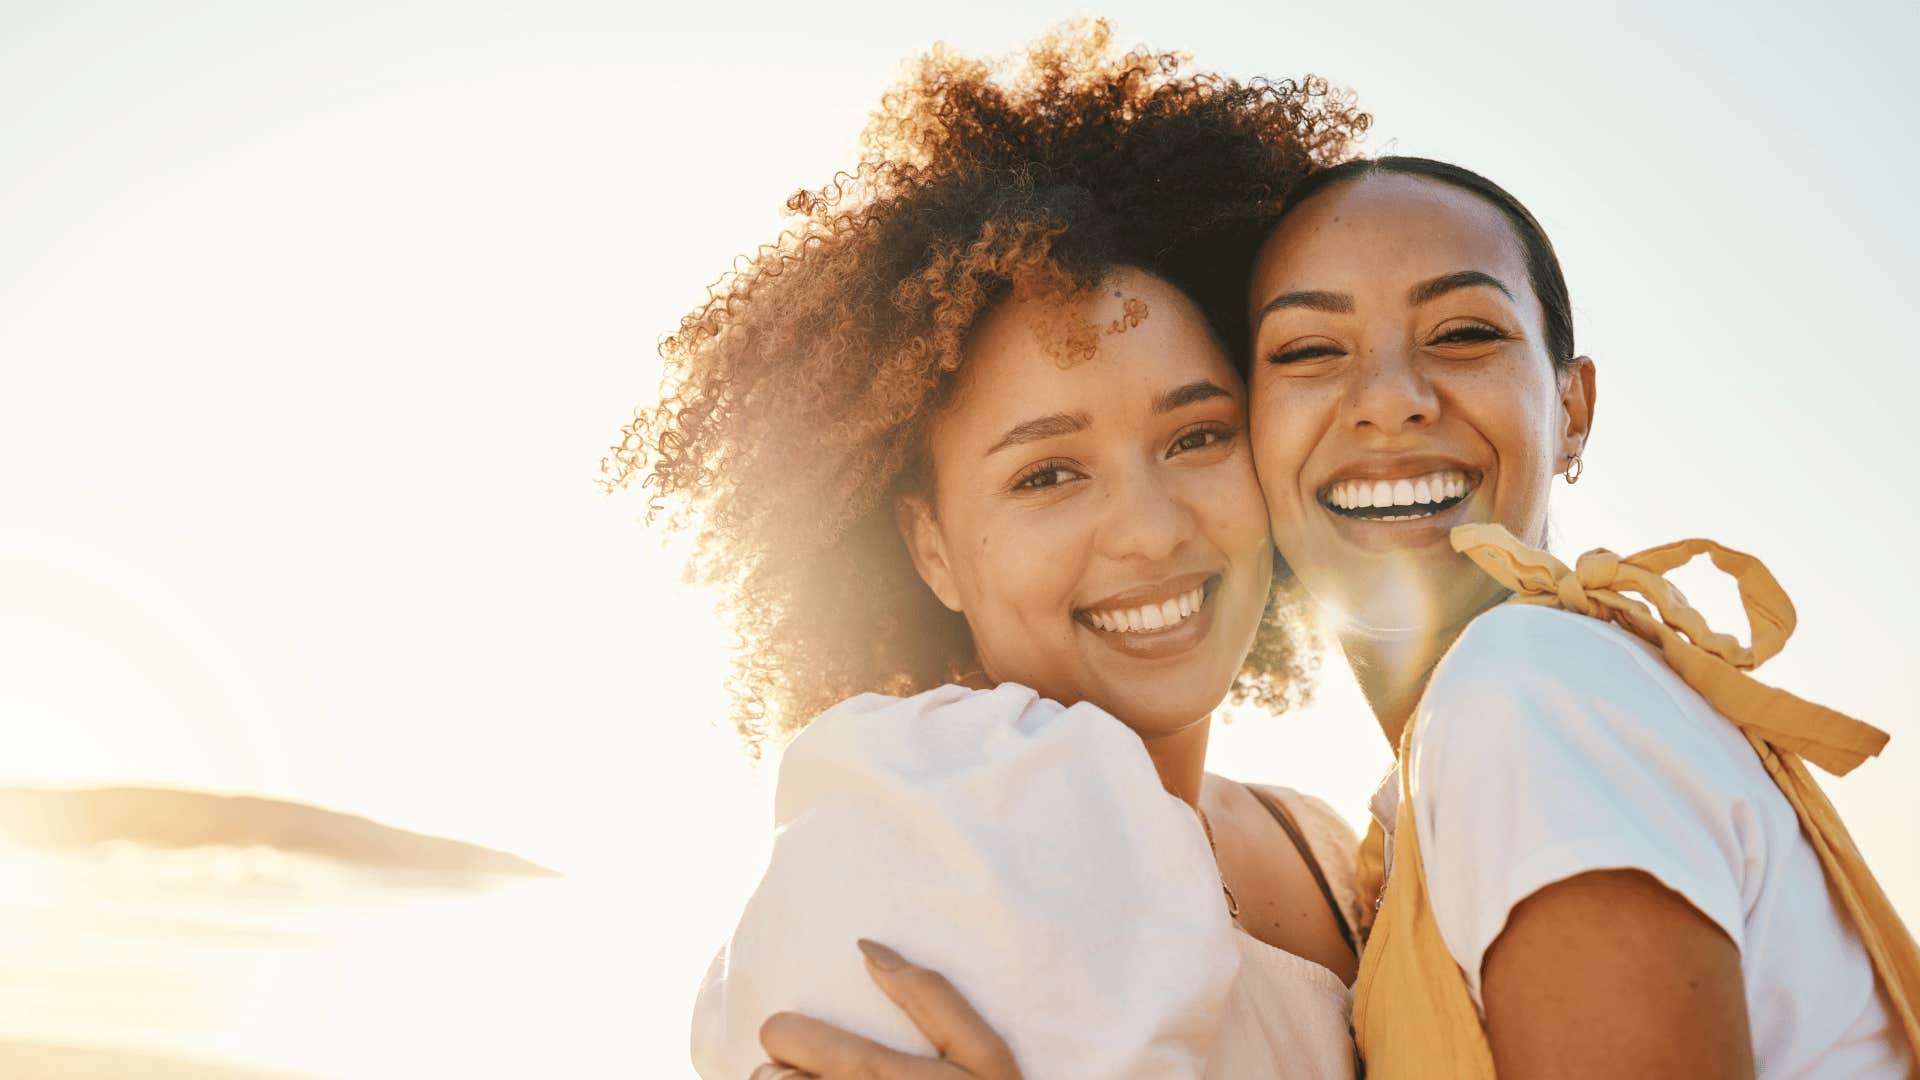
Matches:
[1449,524,1888,776]
[1444,523,1920,1060]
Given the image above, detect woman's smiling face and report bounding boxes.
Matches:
[899,267,1274,736]
[1246,173,1594,635]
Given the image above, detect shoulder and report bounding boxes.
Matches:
[779,682,1166,826]
[1407,609,1769,994]
[1228,772,1367,976]
[784,682,1058,776]
[1243,783,1361,862]
[1236,781,1364,938]
[1415,603,1720,770]
[1407,602,1772,885]
[1430,602,1679,702]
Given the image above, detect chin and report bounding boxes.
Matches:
[1310,549,1500,638]
[1090,675,1231,738]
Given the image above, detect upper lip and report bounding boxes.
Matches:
[1077,570,1217,613]
[1316,454,1481,498]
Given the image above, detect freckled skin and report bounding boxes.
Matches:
[1246,174,1593,636]
[897,267,1274,738]
[1246,178,1756,1079]
[895,267,1360,981]
[777,270,1365,1072]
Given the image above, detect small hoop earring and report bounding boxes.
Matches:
[1564,454,1584,484]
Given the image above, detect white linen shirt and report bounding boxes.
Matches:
[690,683,1240,1080]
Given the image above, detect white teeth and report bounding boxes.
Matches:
[1324,470,1475,516]
[1087,586,1207,634]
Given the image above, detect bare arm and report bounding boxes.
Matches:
[1481,869,1753,1080]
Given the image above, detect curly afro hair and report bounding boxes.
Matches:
[604,21,1369,749]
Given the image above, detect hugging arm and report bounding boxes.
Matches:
[754,942,1023,1080]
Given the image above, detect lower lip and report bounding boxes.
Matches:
[1075,578,1220,661]
[1318,489,1479,551]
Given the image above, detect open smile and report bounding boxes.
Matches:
[1079,579,1213,634]
[1073,573,1222,659]
[1318,467,1479,523]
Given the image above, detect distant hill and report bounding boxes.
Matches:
[0,787,560,879]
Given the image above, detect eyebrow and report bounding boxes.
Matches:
[1408,270,1514,305]
[1254,290,1353,325]
[1153,380,1235,414]
[985,410,1091,456]
[1253,270,1519,332]
[981,381,1231,457]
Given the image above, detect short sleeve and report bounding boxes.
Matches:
[1408,605,1766,1008]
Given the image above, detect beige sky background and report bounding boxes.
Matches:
[3,0,1916,1069]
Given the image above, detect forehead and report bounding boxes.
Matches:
[1252,174,1530,301]
[946,271,1236,432]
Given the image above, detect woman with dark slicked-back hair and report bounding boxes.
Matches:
[1243,154,1918,1078]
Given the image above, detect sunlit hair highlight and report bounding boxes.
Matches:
[604,22,1368,748]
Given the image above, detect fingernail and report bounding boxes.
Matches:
[857,938,905,970]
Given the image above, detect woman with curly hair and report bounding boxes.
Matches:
[604,22,1371,1080]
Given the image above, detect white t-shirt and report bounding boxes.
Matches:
[1379,603,1912,1078]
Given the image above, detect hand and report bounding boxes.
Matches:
[750,939,1023,1080]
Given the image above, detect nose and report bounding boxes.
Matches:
[1096,457,1191,564]
[1345,344,1438,437]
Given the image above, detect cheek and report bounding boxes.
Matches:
[957,515,1082,634]
[1194,459,1272,555]
[1249,394,1310,489]
[1250,393,1328,525]
[1459,368,1561,515]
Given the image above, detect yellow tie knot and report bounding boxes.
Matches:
[1575,547,1621,590]
[1553,568,1595,614]
[1447,521,1888,778]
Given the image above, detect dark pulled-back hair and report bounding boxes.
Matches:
[603,22,1369,748]
[1256,156,1578,367]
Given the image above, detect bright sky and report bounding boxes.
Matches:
[4,0,1916,1068]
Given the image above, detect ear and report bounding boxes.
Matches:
[894,494,964,613]
[1557,355,1597,465]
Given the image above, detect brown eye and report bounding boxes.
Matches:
[1013,464,1080,491]
[1169,425,1234,456]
